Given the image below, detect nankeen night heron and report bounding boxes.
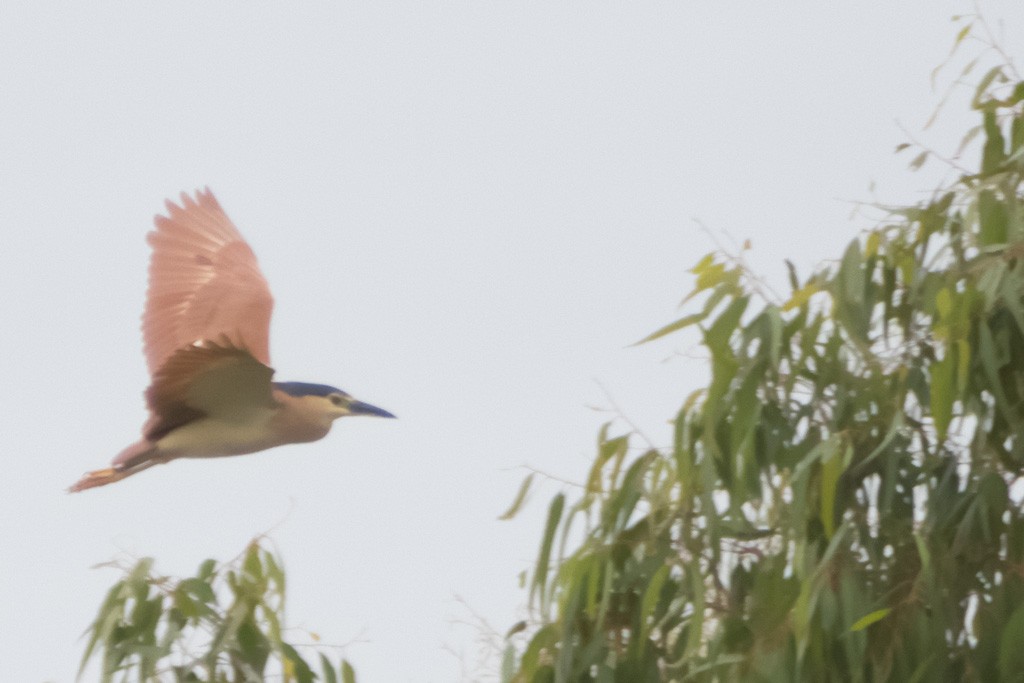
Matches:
[69,189,394,492]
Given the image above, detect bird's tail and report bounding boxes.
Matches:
[68,440,159,493]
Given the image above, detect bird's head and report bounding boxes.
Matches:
[273,382,396,422]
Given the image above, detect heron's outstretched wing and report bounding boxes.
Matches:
[143,188,274,376]
[142,342,276,442]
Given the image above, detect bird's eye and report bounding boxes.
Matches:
[330,395,343,406]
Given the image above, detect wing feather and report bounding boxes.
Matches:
[143,342,276,441]
[143,188,274,376]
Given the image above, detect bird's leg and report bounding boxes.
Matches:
[67,467,135,492]
[67,453,164,493]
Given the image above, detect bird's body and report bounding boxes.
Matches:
[70,190,393,492]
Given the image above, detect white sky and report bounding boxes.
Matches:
[2,2,1023,681]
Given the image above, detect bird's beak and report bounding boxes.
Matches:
[349,400,396,418]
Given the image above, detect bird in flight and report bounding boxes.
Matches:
[70,189,394,492]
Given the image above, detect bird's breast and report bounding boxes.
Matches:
[268,398,334,444]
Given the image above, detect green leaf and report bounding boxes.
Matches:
[341,659,357,683]
[501,644,516,683]
[764,306,783,366]
[999,603,1024,679]
[782,282,819,312]
[695,261,727,291]
[320,654,339,683]
[531,493,565,609]
[1012,115,1024,153]
[197,558,217,580]
[955,339,971,392]
[835,240,869,340]
[506,620,527,638]
[705,296,749,350]
[865,231,882,257]
[973,65,1006,109]
[978,190,1008,245]
[586,430,629,494]
[684,562,707,657]
[982,110,1007,173]
[930,351,955,440]
[265,550,285,591]
[913,533,932,578]
[849,608,892,632]
[954,22,972,47]
[633,312,706,345]
[730,364,763,455]
[785,259,800,290]
[236,619,271,672]
[499,473,535,520]
[820,443,843,539]
[956,124,984,157]
[243,543,263,580]
[178,578,216,606]
[639,564,670,646]
[935,286,952,320]
[281,642,315,683]
[79,581,128,678]
[519,624,558,675]
[690,252,715,274]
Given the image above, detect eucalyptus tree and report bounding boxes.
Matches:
[503,36,1024,683]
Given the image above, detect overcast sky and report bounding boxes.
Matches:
[3,2,1024,681]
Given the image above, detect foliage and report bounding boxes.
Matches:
[79,539,357,683]
[502,30,1024,683]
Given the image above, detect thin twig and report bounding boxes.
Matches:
[515,463,584,489]
[973,0,1022,81]
[594,378,660,451]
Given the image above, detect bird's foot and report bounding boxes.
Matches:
[67,468,129,493]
